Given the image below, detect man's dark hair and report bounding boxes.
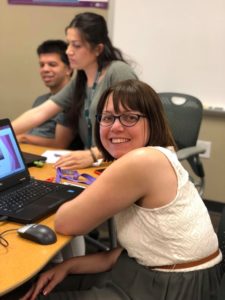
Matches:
[37,40,69,66]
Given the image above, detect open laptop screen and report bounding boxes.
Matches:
[0,124,26,180]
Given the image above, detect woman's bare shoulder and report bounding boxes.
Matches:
[108,147,167,175]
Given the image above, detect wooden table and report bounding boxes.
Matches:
[0,144,99,296]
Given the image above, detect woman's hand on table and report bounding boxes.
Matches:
[54,150,94,170]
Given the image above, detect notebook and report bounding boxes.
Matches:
[22,151,47,167]
[0,118,84,224]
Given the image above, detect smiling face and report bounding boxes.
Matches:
[39,53,71,94]
[100,94,150,159]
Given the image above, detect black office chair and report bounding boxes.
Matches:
[85,218,117,251]
[158,92,206,196]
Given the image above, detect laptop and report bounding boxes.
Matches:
[0,118,84,224]
[22,151,47,167]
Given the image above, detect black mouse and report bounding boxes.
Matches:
[17,224,57,245]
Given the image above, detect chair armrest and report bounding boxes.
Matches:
[177,146,206,161]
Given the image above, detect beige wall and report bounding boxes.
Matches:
[0,0,107,119]
[0,1,224,203]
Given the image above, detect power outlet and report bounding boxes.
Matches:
[197,140,212,158]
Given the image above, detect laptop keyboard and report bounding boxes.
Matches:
[0,180,65,213]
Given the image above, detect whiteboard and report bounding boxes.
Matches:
[108,0,225,110]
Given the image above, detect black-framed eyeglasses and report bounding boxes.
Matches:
[96,113,146,127]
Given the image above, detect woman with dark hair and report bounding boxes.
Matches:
[13,12,137,169]
[21,80,222,300]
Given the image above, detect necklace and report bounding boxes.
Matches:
[84,69,101,148]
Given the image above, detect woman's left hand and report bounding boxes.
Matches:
[54,150,93,170]
[20,262,69,300]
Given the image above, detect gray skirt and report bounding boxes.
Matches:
[37,251,223,300]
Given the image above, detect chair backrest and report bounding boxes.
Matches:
[158,93,203,150]
[158,93,205,195]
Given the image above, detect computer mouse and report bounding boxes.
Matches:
[17,224,57,245]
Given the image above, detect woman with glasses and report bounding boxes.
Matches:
[21,80,222,300]
[13,12,137,170]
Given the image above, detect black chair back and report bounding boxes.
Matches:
[158,92,205,195]
[159,92,203,149]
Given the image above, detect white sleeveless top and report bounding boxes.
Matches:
[114,147,221,271]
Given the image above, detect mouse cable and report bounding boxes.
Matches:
[0,228,19,248]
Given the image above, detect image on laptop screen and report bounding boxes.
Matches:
[0,125,25,180]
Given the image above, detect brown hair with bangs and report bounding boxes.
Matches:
[94,79,176,161]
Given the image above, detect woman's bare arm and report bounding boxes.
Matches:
[55,147,177,236]
[21,248,123,300]
[17,124,75,149]
[12,100,62,135]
